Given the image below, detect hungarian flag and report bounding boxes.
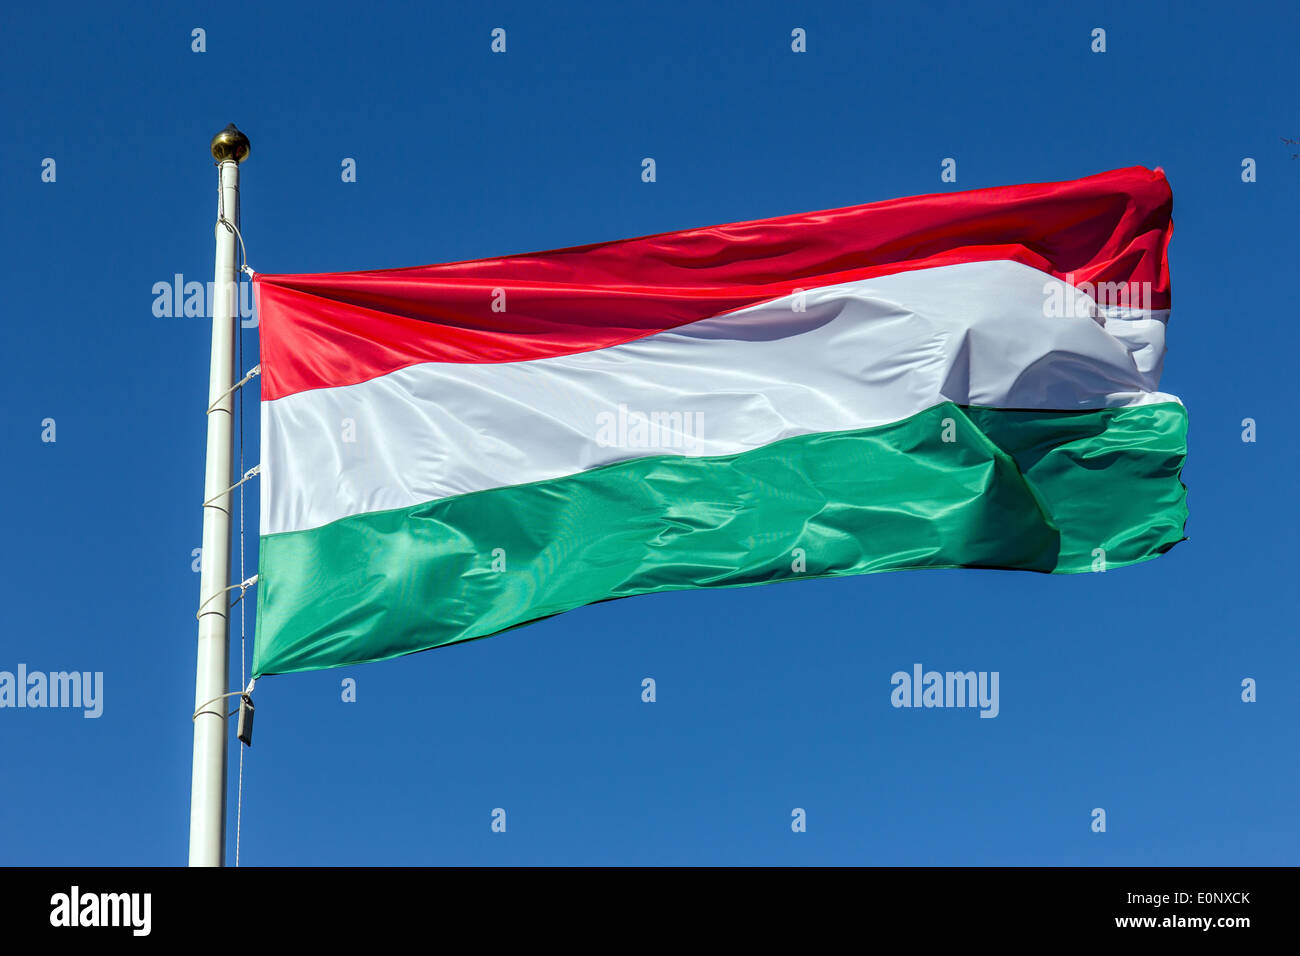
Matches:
[252,167,1186,677]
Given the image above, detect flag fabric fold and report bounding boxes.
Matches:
[252,167,1186,677]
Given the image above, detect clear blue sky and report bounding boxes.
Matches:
[2,0,1296,865]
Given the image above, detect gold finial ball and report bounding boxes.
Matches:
[210,124,250,164]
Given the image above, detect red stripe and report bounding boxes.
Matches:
[257,166,1173,400]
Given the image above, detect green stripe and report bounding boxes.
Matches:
[253,401,1187,676]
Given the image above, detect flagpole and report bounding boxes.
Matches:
[189,124,250,867]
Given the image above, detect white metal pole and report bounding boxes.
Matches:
[189,124,250,867]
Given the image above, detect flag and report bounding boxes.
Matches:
[252,167,1185,676]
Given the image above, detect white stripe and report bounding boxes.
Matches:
[263,260,1177,535]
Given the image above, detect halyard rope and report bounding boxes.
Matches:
[234,190,250,869]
